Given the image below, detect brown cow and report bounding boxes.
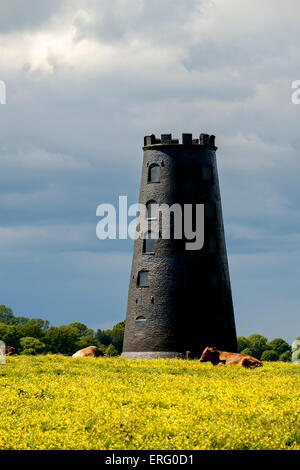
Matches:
[72,346,103,358]
[199,346,262,368]
[5,346,16,356]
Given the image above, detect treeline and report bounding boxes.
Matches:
[1,304,298,360]
[0,305,124,356]
[237,334,294,362]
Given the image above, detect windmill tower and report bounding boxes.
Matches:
[122,133,237,358]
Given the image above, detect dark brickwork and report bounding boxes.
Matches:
[122,134,237,359]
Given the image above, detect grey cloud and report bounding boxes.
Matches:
[230,250,300,342]
[0,0,299,337]
[70,0,202,44]
[0,1,62,32]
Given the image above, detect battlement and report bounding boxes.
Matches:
[144,133,216,147]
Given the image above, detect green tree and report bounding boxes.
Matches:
[261,350,279,361]
[20,337,46,355]
[0,323,21,350]
[30,319,49,330]
[267,338,291,356]
[237,336,250,353]
[279,351,292,362]
[247,334,268,359]
[95,328,111,346]
[95,321,125,353]
[106,344,119,356]
[75,336,105,351]
[240,348,254,356]
[17,320,46,339]
[0,305,15,324]
[69,322,94,337]
[11,316,30,325]
[44,325,80,355]
[110,321,125,353]
[21,348,37,355]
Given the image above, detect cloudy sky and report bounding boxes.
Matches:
[0,0,299,342]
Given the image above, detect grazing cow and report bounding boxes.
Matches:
[5,346,16,356]
[199,346,262,368]
[72,346,102,358]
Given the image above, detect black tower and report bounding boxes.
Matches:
[122,133,237,358]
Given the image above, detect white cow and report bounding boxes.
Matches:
[72,346,102,357]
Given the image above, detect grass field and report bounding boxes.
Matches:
[0,355,299,450]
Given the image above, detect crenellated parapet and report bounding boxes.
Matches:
[144,133,216,148]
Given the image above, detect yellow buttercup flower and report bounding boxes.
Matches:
[0,356,299,449]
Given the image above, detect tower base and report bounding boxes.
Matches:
[121,351,181,359]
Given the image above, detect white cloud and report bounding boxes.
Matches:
[219,132,299,172]
[0,146,90,171]
[58,250,131,273]
[0,224,94,250]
